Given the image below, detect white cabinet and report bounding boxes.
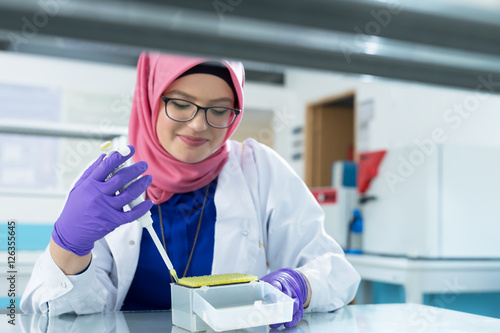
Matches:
[363,144,500,258]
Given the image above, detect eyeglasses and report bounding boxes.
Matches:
[161,96,241,129]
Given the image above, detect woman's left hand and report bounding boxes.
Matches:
[260,268,309,328]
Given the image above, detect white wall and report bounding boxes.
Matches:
[0,51,136,97]
[278,68,500,178]
[243,82,298,169]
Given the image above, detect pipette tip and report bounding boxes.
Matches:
[99,141,113,151]
[170,269,179,283]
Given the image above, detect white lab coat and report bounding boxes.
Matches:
[20,139,360,316]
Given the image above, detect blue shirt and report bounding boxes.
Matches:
[121,179,217,310]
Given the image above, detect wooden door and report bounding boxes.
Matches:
[305,91,355,187]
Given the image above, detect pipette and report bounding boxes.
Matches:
[99,141,179,283]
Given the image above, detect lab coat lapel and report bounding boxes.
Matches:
[212,142,261,275]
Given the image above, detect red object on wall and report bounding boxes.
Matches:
[311,188,337,204]
[358,150,387,194]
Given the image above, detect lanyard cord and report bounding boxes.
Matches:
[158,183,210,282]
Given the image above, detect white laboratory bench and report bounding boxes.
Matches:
[3,304,500,332]
[346,253,500,303]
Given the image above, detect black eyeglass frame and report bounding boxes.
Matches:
[161,96,241,129]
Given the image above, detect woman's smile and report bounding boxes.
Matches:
[177,134,209,147]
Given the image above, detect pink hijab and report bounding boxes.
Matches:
[129,52,245,204]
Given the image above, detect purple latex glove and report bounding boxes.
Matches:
[260,268,309,328]
[51,146,153,256]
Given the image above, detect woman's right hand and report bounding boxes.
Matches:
[51,146,153,257]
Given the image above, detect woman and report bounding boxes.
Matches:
[20,52,360,328]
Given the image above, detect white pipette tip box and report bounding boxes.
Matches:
[171,280,294,332]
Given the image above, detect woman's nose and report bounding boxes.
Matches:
[186,109,208,131]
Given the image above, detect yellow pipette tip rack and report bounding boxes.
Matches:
[177,273,258,288]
